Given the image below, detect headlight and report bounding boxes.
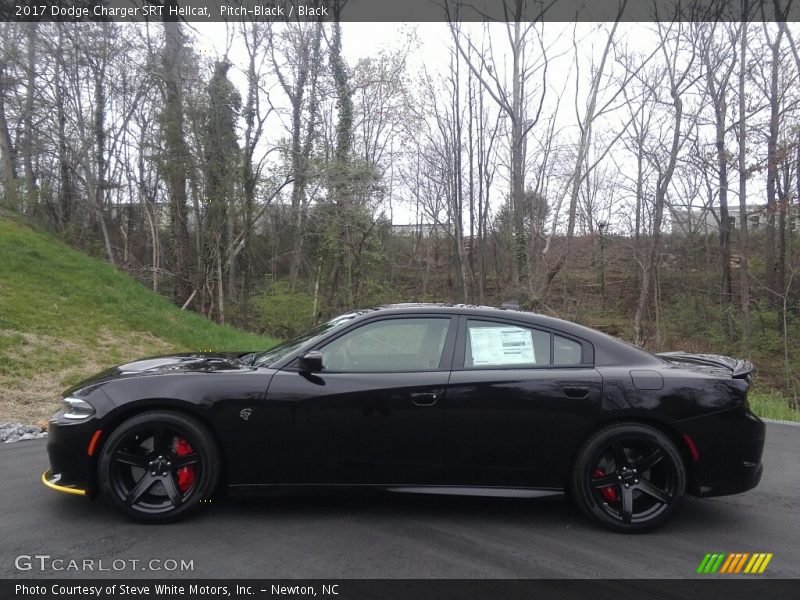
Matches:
[60,397,96,420]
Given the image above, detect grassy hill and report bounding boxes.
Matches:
[0,215,278,424]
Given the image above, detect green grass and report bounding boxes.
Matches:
[749,388,800,422]
[0,216,278,423]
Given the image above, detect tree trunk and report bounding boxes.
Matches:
[738,18,751,353]
[284,24,322,287]
[288,88,306,285]
[702,27,734,340]
[0,61,18,207]
[510,19,528,299]
[241,26,259,321]
[92,36,115,267]
[138,134,159,292]
[203,61,239,323]
[162,13,193,304]
[467,75,476,291]
[328,8,354,311]
[452,49,469,303]
[22,22,37,208]
[634,79,683,347]
[764,24,784,294]
[55,28,73,229]
[543,18,620,298]
[227,193,236,301]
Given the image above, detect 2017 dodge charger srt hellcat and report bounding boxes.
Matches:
[43,304,765,531]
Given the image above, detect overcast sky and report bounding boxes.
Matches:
[185,21,793,232]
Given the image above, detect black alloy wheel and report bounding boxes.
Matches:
[98,411,220,522]
[571,423,686,532]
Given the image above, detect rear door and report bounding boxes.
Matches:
[443,316,602,488]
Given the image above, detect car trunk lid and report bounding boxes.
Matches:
[657,352,753,380]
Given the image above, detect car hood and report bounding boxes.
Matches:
[63,352,252,396]
[114,352,249,374]
[657,351,753,379]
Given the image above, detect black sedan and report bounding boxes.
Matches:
[43,304,765,531]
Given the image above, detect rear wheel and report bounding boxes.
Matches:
[571,423,686,532]
[98,411,220,523]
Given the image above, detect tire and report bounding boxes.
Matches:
[570,422,686,533]
[98,411,220,523]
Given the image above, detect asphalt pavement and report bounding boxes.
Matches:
[1,423,798,579]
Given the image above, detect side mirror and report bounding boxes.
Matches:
[299,351,323,372]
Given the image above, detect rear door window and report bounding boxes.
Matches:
[464,320,586,367]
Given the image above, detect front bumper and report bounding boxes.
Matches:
[44,416,99,497]
[42,469,87,496]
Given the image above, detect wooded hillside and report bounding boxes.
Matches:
[1,11,798,412]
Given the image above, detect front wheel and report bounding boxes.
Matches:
[98,411,220,523]
[571,423,686,533]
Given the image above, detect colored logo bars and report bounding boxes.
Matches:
[697,553,773,574]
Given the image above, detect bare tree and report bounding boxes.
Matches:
[448,3,548,302]
[416,58,471,302]
[21,23,37,205]
[542,16,625,295]
[52,24,75,229]
[633,22,697,347]
[268,20,323,287]
[239,21,273,319]
[326,5,356,310]
[737,14,752,353]
[699,21,740,340]
[762,21,785,294]
[0,24,21,207]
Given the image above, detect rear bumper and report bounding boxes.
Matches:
[676,407,765,497]
[692,459,763,497]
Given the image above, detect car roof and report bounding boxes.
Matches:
[362,302,580,335]
[365,302,577,328]
[367,303,582,332]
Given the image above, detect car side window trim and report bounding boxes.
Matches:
[452,315,594,370]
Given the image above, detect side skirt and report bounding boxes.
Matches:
[387,486,563,498]
[227,483,564,499]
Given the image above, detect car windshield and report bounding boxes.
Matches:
[250,313,358,367]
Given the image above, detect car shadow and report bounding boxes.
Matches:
[196,490,761,538]
[42,487,747,536]
[43,487,569,520]
[204,490,581,525]
[667,496,754,532]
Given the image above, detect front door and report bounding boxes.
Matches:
[263,316,457,485]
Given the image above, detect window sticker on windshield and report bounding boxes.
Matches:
[469,326,535,365]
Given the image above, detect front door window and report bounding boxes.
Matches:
[319,318,451,372]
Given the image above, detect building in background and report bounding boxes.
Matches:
[391,222,452,237]
[669,204,799,236]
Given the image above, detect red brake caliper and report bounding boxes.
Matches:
[593,468,618,502]
[174,438,195,492]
